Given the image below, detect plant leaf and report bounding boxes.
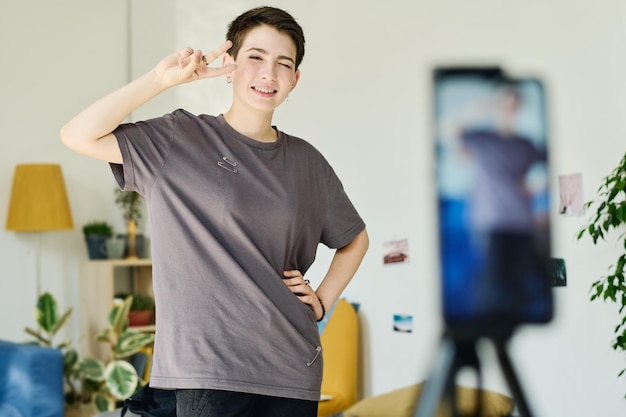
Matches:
[115,332,155,358]
[617,255,626,274]
[78,357,106,381]
[112,297,132,336]
[23,327,49,346]
[94,393,113,412]
[63,348,79,374]
[96,328,113,344]
[51,307,73,335]
[36,292,58,333]
[104,360,139,400]
[590,281,605,301]
[56,340,72,350]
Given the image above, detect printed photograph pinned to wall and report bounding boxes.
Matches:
[558,173,584,216]
[551,257,567,287]
[383,239,409,265]
[393,314,413,333]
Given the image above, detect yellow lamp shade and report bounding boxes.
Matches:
[6,164,74,231]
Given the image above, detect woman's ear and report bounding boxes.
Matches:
[290,69,301,92]
[222,53,235,75]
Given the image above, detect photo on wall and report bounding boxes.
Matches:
[383,239,409,265]
[558,172,584,216]
[393,314,414,333]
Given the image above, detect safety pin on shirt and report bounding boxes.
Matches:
[218,156,238,173]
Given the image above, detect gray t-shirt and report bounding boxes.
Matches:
[110,109,365,401]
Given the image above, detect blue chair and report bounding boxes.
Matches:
[0,340,64,417]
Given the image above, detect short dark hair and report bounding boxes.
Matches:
[226,6,305,69]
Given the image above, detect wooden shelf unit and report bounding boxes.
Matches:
[78,259,153,361]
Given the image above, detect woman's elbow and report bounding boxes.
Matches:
[354,228,370,254]
[59,124,78,150]
[362,228,370,252]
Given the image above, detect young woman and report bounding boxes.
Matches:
[61,6,368,417]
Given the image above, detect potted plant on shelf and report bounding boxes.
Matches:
[577,151,626,397]
[114,188,144,259]
[82,221,114,260]
[116,292,156,327]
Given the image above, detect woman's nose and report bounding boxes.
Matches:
[260,62,277,81]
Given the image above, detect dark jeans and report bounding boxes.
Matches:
[175,389,318,417]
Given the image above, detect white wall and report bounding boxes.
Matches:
[0,0,130,345]
[1,1,625,416]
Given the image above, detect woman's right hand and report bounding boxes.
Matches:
[154,40,237,88]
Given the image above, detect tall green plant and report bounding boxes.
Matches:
[77,295,155,411]
[114,188,143,228]
[25,293,156,410]
[24,292,82,404]
[577,151,626,394]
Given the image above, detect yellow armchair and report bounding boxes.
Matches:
[318,299,360,417]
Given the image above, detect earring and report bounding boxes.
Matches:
[226,76,232,84]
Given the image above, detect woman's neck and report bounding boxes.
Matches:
[223,108,277,143]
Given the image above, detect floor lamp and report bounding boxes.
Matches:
[5,164,74,296]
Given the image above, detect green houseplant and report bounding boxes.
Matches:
[577,151,626,395]
[82,221,114,237]
[115,292,156,327]
[24,292,81,405]
[83,221,114,260]
[114,189,143,227]
[76,295,155,411]
[25,293,156,411]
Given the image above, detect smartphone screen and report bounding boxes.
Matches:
[433,67,553,333]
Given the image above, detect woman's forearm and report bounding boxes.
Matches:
[60,70,165,162]
[315,228,369,309]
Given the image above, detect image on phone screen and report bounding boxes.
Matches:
[433,67,553,331]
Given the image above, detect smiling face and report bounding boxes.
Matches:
[224,24,301,116]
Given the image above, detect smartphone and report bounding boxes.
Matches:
[433,67,553,333]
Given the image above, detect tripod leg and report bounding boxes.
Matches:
[413,337,457,417]
[493,339,534,417]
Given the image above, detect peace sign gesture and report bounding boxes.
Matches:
[154,40,237,88]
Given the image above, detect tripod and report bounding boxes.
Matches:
[413,328,534,417]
